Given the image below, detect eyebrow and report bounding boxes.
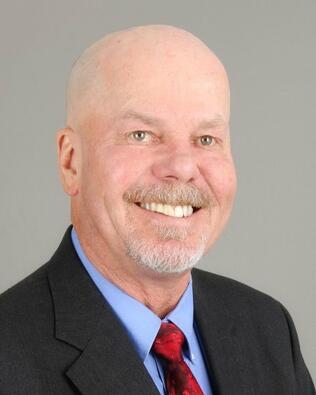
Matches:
[120,110,164,126]
[196,116,228,132]
[119,110,228,131]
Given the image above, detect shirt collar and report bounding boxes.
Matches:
[71,227,195,363]
[164,279,195,361]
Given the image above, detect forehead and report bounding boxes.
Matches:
[76,31,230,131]
[93,63,229,127]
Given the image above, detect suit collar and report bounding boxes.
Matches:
[47,227,105,350]
[192,269,253,394]
[47,227,159,395]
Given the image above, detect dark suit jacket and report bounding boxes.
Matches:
[0,227,314,394]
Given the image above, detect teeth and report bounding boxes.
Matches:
[174,206,183,217]
[139,202,195,217]
[166,205,174,216]
[156,203,163,213]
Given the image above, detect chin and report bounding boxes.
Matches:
[124,235,207,274]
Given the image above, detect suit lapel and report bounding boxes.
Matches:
[65,311,159,395]
[47,228,159,395]
[192,269,254,395]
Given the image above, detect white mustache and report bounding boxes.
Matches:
[123,183,212,208]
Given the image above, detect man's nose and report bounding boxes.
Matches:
[151,144,200,183]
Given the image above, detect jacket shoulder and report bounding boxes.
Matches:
[0,261,52,314]
[192,269,315,393]
[0,262,54,348]
[0,227,73,320]
[192,267,285,315]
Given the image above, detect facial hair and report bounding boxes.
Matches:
[122,182,211,273]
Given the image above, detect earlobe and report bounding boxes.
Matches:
[56,127,80,196]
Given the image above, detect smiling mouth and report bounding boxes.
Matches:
[135,202,201,218]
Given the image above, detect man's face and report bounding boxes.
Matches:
[73,48,237,275]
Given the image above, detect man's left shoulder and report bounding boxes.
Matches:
[191,270,315,393]
[192,268,288,321]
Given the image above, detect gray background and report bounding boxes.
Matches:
[1,0,315,381]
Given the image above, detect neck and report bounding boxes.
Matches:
[74,224,191,318]
[99,265,191,318]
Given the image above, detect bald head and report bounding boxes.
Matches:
[58,24,236,281]
[66,25,229,129]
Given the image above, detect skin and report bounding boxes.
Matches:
[57,25,237,318]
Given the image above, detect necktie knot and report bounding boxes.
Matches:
[152,322,204,394]
[153,322,185,363]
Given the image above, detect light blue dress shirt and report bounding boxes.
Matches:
[71,228,213,394]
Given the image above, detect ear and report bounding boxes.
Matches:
[56,127,80,196]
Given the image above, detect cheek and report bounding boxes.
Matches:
[204,155,237,204]
[92,146,153,195]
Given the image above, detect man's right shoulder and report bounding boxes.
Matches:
[0,227,73,325]
[0,261,53,336]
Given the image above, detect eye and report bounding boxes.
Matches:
[130,130,150,142]
[199,135,215,146]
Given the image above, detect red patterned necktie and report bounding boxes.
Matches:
[152,322,204,395]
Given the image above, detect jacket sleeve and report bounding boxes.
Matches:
[281,305,316,394]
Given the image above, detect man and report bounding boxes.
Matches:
[0,25,314,394]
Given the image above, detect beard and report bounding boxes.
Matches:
[124,223,208,273]
[124,183,213,273]
[126,234,205,273]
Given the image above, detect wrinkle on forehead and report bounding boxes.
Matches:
[66,25,230,130]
